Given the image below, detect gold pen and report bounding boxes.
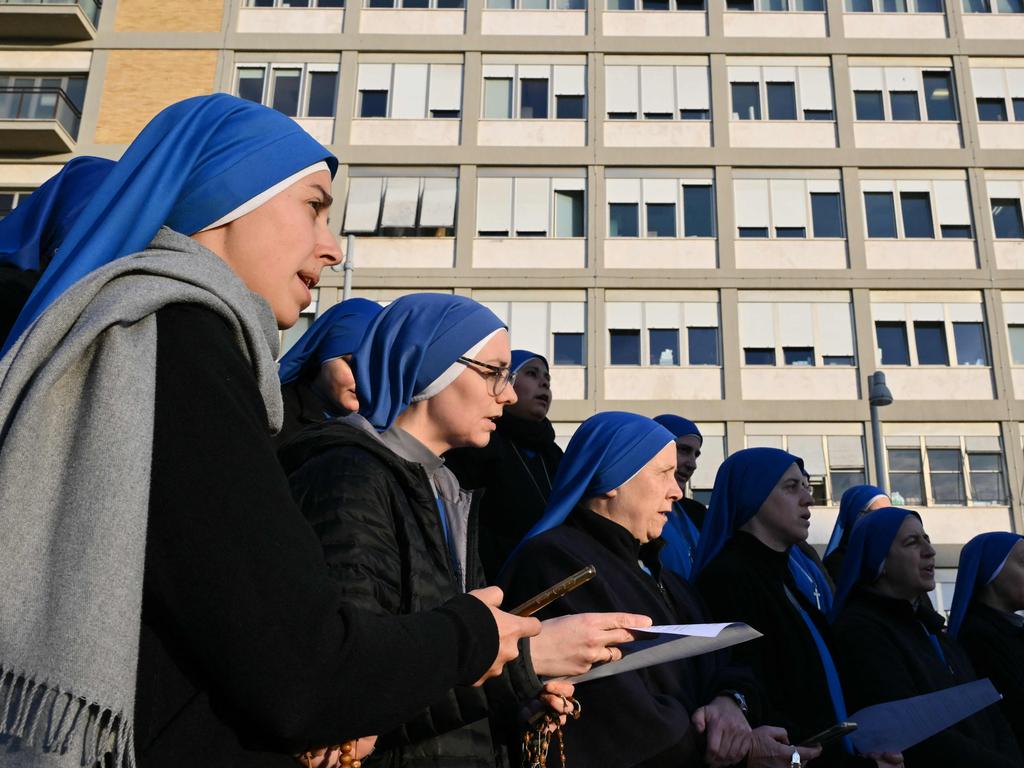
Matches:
[511,565,597,617]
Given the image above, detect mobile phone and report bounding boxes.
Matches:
[510,565,597,617]
[798,722,858,748]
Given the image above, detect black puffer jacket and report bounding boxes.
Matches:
[279,420,543,768]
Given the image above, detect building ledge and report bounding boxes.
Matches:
[0,120,76,155]
[0,3,98,41]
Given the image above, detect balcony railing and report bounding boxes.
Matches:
[0,87,82,139]
[0,0,101,25]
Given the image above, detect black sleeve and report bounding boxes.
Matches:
[146,304,498,751]
[287,447,542,747]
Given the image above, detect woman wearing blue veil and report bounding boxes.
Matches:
[830,510,1020,768]
[0,95,533,767]
[948,532,1024,752]
[823,484,890,582]
[694,448,899,768]
[651,414,707,580]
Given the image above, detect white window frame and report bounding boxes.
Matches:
[733,177,844,240]
[882,434,1007,507]
[234,63,340,118]
[727,65,835,122]
[480,64,586,121]
[605,301,721,368]
[738,298,857,368]
[870,300,989,368]
[342,174,458,236]
[356,62,463,120]
[850,66,958,123]
[475,176,587,239]
[605,177,717,239]
[860,179,973,240]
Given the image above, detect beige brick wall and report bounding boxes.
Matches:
[113,0,225,32]
[94,50,219,144]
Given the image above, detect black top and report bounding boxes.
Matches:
[0,265,38,347]
[279,419,542,768]
[134,305,498,767]
[500,509,760,768]
[678,496,707,531]
[959,603,1024,753]
[275,377,348,449]
[445,414,563,582]
[695,532,873,768]
[833,589,1023,768]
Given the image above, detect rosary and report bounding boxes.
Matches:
[521,696,582,768]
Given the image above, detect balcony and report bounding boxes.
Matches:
[0,87,81,154]
[0,0,101,41]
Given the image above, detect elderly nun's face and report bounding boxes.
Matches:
[602,442,682,544]
[421,330,517,451]
[505,358,551,422]
[875,515,936,601]
[744,462,813,551]
[980,540,1024,613]
[193,170,342,328]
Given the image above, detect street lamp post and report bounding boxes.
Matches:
[868,371,894,492]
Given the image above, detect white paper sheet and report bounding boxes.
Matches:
[565,623,762,684]
[628,623,739,638]
[849,679,1002,754]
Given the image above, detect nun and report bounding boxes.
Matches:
[651,414,706,580]
[0,95,537,766]
[830,510,1021,767]
[445,349,564,580]
[693,449,899,768]
[500,412,817,768]
[949,532,1024,752]
[823,485,891,582]
[274,296,382,447]
[280,295,637,767]
[0,155,114,344]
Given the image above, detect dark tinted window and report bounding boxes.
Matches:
[855,90,885,120]
[609,203,639,237]
[731,83,761,120]
[876,321,910,365]
[992,199,1024,239]
[767,82,797,120]
[889,91,921,121]
[688,327,720,365]
[646,203,677,237]
[683,185,715,237]
[900,192,934,238]
[610,329,641,364]
[520,79,549,119]
[977,98,1008,121]
[649,329,680,365]
[865,191,898,238]
[953,322,988,365]
[744,347,776,365]
[360,90,388,117]
[553,333,585,365]
[811,192,844,238]
[914,321,948,365]
[924,72,956,121]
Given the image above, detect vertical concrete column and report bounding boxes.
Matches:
[715,165,735,271]
[851,287,876,399]
[720,287,741,404]
[843,165,867,271]
[969,166,995,274]
[591,287,605,404]
[709,53,729,150]
[335,50,360,153]
[725,419,744,458]
[830,55,856,152]
[462,51,483,149]
[824,0,845,38]
[1000,420,1024,532]
[589,163,604,272]
[455,164,478,270]
[984,287,1015,408]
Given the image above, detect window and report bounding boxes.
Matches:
[828,435,867,501]
[824,355,855,365]
[605,65,710,122]
[1009,324,1024,364]
[928,448,965,504]
[482,64,585,120]
[888,448,924,504]
[783,347,815,366]
[344,175,458,237]
[646,203,676,237]
[609,203,640,237]
[745,348,776,365]
[476,176,586,239]
[854,91,885,120]
[968,451,1007,504]
[688,327,720,365]
[923,72,956,121]
[739,227,769,238]
[953,322,989,365]
[731,83,761,120]
[356,63,462,120]
[683,185,715,237]
[557,95,585,119]
[0,74,86,139]
[993,199,1024,239]
[748,433,866,506]
[248,0,345,5]
[971,68,1024,123]
[484,78,513,118]
[914,321,948,364]
[236,66,338,118]
[649,329,679,365]
[555,190,585,237]
[900,192,934,238]
[865,192,897,237]
[610,329,641,364]
[0,190,28,221]
[521,79,549,119]
[553,332,585,365]
[977,98,1008,121]
[766,82,797,120]
[876,321,910,365]
[964,0,1022,12]
[811,193,844,237]
[889,91,921,121]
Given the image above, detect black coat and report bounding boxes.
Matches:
[959,603,1024,752]
[695,532,874,768]
[445,414,563,583]
[274,377,347,449]
[279,420,542,768]
[499,509,761,768]
[134,305,498,767]
[833,590,1023,768]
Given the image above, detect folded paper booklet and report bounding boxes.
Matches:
[848,679,1002,754]
[566,623,761,684]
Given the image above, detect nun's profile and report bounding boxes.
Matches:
[652,413,707,580]
[830,509,1021,768]
[0,95,534,767]
[823,484,891,582]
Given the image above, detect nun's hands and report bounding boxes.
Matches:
[744,726,821,767]
[692,695,752,767]
[469,586,542,686]
[538,679,576,728]
[529,612,652,677]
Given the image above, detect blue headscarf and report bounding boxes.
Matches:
[3,93,337,356]
[354,293,506,430]
[518,411,675,544]
[653,414,703,443]
[510,349,549,373]
[830,506,921,622]
[825,484,889,558]
[948,532,1024,638]
[278,298,382,384]
[691,447,803,577]
[652,414,704,579]
[0,156,115,272]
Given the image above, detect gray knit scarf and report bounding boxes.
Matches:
[0,228,283,767]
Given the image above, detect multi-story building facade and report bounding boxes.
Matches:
[4,0,1024,606]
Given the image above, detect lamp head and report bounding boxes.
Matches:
[869,371,893,407]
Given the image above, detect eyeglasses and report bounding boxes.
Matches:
[457,356,517,397]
